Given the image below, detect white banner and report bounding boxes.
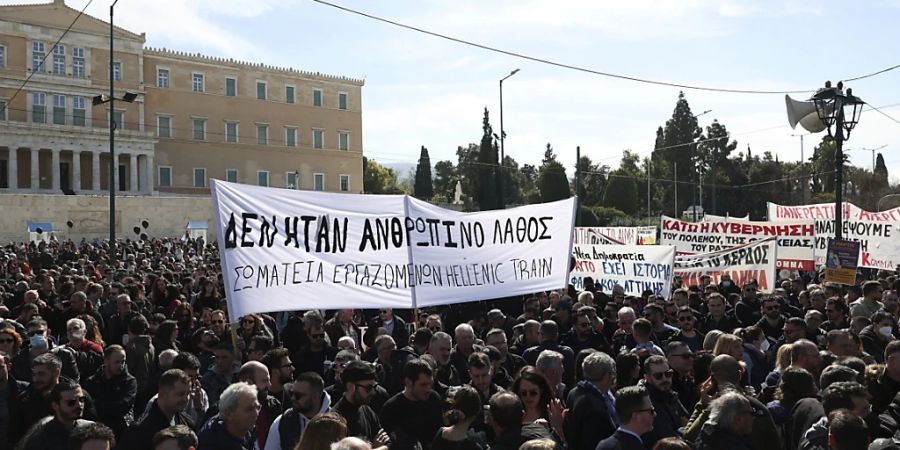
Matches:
[659,216,815,271]
[674,238,778,293]
[702,214,749,222]
[768,202,900,223]
[573,227,657,245]
[813,219,900,270]
[211,180,577,320]
[570,245,675,297]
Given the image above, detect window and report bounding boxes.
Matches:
[192,73,204,92]
[32,41,45,72]
[226,168,238,183]
[112,61,122,81]
[53,94,66,125]
[313,88,322,107]
[157,116,171,138]
[192,118,206,140]
[285,86,295,104]
[157,68,169,88]
[338,132,349,151]
[339,92,348,110]
[257,171,269,187]
[313,129,325,149]
[257,124,268,145]
[52,45,65,75]
[256,81,267,100]
[193,168,207,188]
[72,97,85,126]
[225,77,236,97]
[314,173,324,191]
[72,48,84,78]
[285,127,297,147]
[286,171,298,189]
[32,92,45,123]
[340,174,350,192]
[113,111,124,129]
[225,122,238,143]
[158,167,172,187]
[0,45,5,68]
[0,100,7,121]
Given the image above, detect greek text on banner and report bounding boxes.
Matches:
[674,237,778,293]
[570,244,675,298]
[211,180,577,321]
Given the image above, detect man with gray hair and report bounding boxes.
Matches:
[695,391,755,450]
[428,332,459,387]
[450,323,478,384]
[198,382,260,449]
[535,350,566,400]
[564,351,618,450]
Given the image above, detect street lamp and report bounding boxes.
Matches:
[92,0,138,266]
[499,68,520,209]
[693,109,712,221]
[811,81,864,239]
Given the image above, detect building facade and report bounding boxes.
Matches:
[0,0,364,197]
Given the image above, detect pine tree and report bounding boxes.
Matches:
[413,146,434,200]
[476,108,500,210]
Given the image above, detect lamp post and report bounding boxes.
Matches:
[692,109,712,221]
[499,68,519,209]
[791,133,810,204]
[811,81,864,239]
[91,0,138,266]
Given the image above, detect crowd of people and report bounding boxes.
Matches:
[1,237,900,450]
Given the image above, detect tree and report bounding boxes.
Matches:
[476,108,500,210]
[538,143,570,202]
[456,143,480,209]
[573,155,607,206]
[500,155,523,205]
[602,170,639,214]
[520,164,540,204]
[432,160,456,202]
[876,153,889,182]
[413,146,434,200]
[363,157,403,194]
[651,92,703,216]
[697,120,738,215]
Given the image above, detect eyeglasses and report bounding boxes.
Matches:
[678,316,693,322]
[64,396,86,407]
[518,389,540,398]
[242,319,255,325]
[27,330,45,337]
[651,369,674,381]
[354,383,378,393]
[290,391,306,399]
[635,407,656,415]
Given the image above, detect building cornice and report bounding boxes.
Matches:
[143,47,365,87]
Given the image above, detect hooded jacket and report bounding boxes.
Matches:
[124,334,156,396]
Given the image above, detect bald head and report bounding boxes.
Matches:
[710,354,742,385]
[238,360,270,395]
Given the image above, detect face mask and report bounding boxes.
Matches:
[68,329,85,341]
[879,326,893,337]
[30,334,47,349]
[759,339,770,353]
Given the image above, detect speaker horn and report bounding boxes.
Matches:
[785,95,829,133]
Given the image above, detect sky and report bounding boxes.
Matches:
[11,0,900,184]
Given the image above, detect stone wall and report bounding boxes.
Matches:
[0,193,216,243]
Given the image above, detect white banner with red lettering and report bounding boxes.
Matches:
[659,216,815,271]
[573,227,657,245]
[674,238,778,293]
[768,202,900,269]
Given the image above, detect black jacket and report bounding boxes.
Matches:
[364,315,409,349]
[1,380,28,447]
[81,367,137,436]
[19,417,96,450]
[595,429,644,450]
[331,396,380,441]
[198,415,254,450]
[12,345,80,383]
[860,325,889,364]
[564,381,617,450]
[696,422,752,450]
[640,380,688,449]
[118,399,194,450]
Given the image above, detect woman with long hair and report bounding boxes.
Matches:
[713,334,744,360]
[174,303,197,347]
[767,367,818,446]
[239,314,272,350]
[294,412,348,450]
[78,313,105,348]
[194,278,220,312]
[511,368,553,424]
[0,326,23,356]
[432,385,483,450]
[153,319,180,355]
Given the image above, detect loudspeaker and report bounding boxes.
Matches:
[785,95,829,133]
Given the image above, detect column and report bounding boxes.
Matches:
[30,149,39,190]
[129,153,138,192]
[51,149,60,191]
[72,150,81,191]
[8,148,17,189]
[145,154,154,194]
[92,151,100,191]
